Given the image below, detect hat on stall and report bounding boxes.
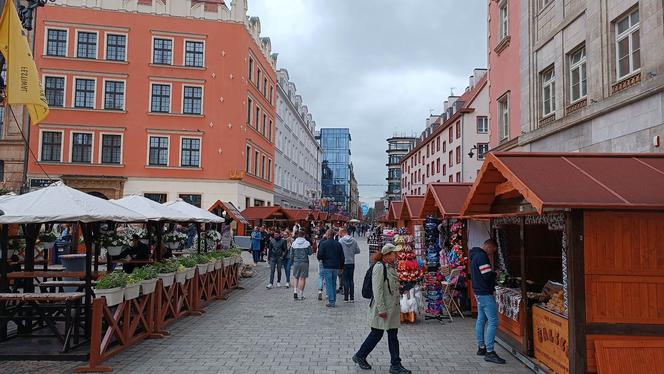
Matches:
[381,243,400,255]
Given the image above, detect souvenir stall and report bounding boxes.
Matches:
[462,152,664,374]
[240,206,288,229]
[208,201,249,236]
[387,201,405,229]
[394,235,424,323]
[421,216,445,319]
[400,196,425,234]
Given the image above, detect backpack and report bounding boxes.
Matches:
[361,262,391,299]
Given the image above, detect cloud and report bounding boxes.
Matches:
[249,0,487,203]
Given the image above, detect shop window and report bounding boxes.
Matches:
[153,38,172,65]
[101,134,121,164]
[615,8,640,80]
[41,131,62,162]
[179,194,202,208]
[76,31,97,59]
[46,29,67,57]
[144,193,167,203]
[71,132,92,163]
[105,34,126,61]
[184,41,204,67]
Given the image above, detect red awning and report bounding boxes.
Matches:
[283,209,311,221]
[240,206,286,221]
[403,195,425,220]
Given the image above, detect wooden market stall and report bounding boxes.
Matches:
[208,201,249,235]
[461,152,664,374]
[387,201,404,227]
[240,206,288,228]
[402,195,425,233]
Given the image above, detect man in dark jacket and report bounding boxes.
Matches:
[317,229,345,307]
[470,239,506,365]
[118,234,150,274]
[267,231,288,288]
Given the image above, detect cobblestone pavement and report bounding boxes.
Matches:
[2,237,532,374]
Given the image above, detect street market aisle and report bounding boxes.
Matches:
[2,237,530,374]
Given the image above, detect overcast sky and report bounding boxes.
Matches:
[249,0,487,204]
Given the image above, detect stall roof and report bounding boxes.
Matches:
[208,200,249,225]
[387,201,403,222]
[112,195,193,222]
[462,152,664,216]
[316,211,328,221]
[402,195,425,220]
[241,206,286,221]
[0,182,146,223]
[163,199,224,223]
[283,209,311,221]
[420,183,473,218]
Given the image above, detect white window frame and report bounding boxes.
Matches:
[477,143,489,161]
[569,46,587,103]
[148,82,173,113]
[38,129,64,162]
[182,39,206,68]
[179,136,203,168]
[74,29,99,60]
[499,1,509,40]
[41,74,67,108]
[146,134,171,167]
[497,93,510,141]
[103,32,128,61]
[72,76,97,109]
[44,27,69,57]
[69,131,95,164]
[98,132,124,165]
[102,78,127,111]
[181,84,204,115]
[476,116,488,134]
[151,36,174,65]
[615,8,640,80]
[541,67,556,117]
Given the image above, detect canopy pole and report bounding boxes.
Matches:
[196,224,201,254]
[81,222,94,338]
[93,223,101,273]
[0,225,8,292]
[22,223,40,293]
[156,223,164,260]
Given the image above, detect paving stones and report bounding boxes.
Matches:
[1,237,532,373]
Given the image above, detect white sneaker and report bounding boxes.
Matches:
[277,282,281,288]
[285,284,290,289]
[267,284,272,289]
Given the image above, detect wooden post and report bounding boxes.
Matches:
[567,210,586,374]
[519,216,530,355]
[0,225,8,292]
[81,222,94,338]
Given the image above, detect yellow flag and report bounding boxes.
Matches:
[0,0,49,125]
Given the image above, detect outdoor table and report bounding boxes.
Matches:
[38,280,96,293]
[0,292,85,352]
[7,271,102,280]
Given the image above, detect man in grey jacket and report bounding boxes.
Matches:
[290,230,312,300]
[339,228,361,302]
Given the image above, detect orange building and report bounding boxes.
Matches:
[28,0,276,210]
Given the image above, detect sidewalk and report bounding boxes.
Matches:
[2,237,531,373]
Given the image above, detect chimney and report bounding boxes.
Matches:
[473,68,488,80]
[469,75,475,88]
[231,0,248,22]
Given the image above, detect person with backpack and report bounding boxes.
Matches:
[316,229,345,307]
[353,243,411,374]
[267,231,288,288]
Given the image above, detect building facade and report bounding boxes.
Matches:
[349,163,359,219]
[401,70,490,196]
[488,0,521,151]
[318,128,352,214]
[385,135,417,202]
[28,0,277,210]
[519,0,664,153]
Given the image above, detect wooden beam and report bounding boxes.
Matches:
[586,323,664,336]
[567,210,586,374]
[495,181,517,196]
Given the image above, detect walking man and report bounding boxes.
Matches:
[470,239,506,364]
[353,243,411,374]
[290,230,312,300]
[267,231,288,288]
[317,229,344,307]
[339,228,360,302]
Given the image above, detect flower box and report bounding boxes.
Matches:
[214,259,222,270]
[175,270,187,284]
[106,245,124,256]
[124,283,140,300]
[141,278,157,295]
[185,267,195,280]
[206,262,215,273]
[158,272,175,288]
[95,287,123,307]
[197,263,208,275]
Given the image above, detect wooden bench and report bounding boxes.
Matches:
[0,292,85,352]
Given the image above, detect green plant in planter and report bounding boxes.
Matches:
[179,256,197,268]
[192,254,211,265]
[127,273,141,285]
[153,259,179,274]
[132,265,157,281]
[96,270,128,289]
[39,231,57,242]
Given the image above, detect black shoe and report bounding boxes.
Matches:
[352,355,371,370]
[477,346,487,356]
[484,351,506,364]
[389,364,412,374]
[317,291,323,301]
[293,293,298,300]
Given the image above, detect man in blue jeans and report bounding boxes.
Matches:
[470,239,506,365]
[317,229,344,307]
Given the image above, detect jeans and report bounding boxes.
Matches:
[317,261,325,290]
[343,264,355,300]
[269,258,283,284]
[284,258,292,281]
[476,294,499,352]
[252,250,260,264]
[356,328,401,366]
[320,268,338,305]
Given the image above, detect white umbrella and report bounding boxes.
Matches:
[163,199,224,223]
[349,219,361,223]
[0,182,146,224]
[112,195,192,222]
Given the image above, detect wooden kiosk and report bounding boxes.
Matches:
[387,201,404,228]
[401,195,425,233]
[462,152,664,374]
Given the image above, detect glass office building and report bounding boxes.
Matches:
[317,128,351,214]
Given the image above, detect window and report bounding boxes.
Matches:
[477,116,488,133]
[269,86,273,105]
[71,133,92,163]
[456,172,461,183]
[46,29,67,57]
[105,34,126,61]
[41,131,62,162]
[183,86,202,115]
[150,84,170,113]
[426,144,430,157]
[449,175,453,182]
[267,159,272,181]
[569,47,587,103]
[448,128,453,143]
[615,9,640,79]
[101,134,122,164]
[449,151,453,166]
[254,199,265,207]
[541,67,556,117]
[0,160,4,182]
[256,69,262,91]
[442,141,446,152]
[247,97,252,124]
[254,150,259,174]
[254,106,260,129]
[104,81,124,110]
[262,114,267,135]
[499,1,509,40]
[498,94,510,140]
[268,120,273,141]
[179,194,201,208]
[76,31,97,59]
[426,164,430,177]
[245,145,251,172]
[456,121,461,139]
[144,193,167,204]
[44,76,65,107]
[436,158,440,173]
[436,137,440,152]
[248,57,254,81]
[442,164,447,176]
[455,146,461,164]
[477,143,489,160]
[181,138,200,167]
[184,41,204,67]
[148,136,169,166]
[74,78,95,109]
[153,38,172,65]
